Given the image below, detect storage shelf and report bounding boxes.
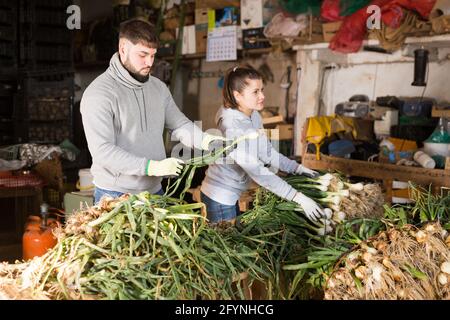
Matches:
[302,153,450,203]
[161,47,279,61]
[432,106,450,118]
[293,33,450,51]
[75,47,287,70]
[300,117,450,203]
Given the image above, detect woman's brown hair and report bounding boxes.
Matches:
[223,66,263,109]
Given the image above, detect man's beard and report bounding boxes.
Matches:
[122,57,150,83]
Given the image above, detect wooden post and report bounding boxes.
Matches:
[384,179,393,204]
[433,185,442,196]
[294,50,322,156]
[300,118,309,161]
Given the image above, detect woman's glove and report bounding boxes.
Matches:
[292,192,325,222]
[295,164,319,178]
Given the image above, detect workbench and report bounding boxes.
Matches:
[300,119,450,203]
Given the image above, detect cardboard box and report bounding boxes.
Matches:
[432,106,450,118]
[177,25,196,54]
[195,0,239,9]
[195,8,209,25]
[262,114,284,125]
[241,0,263,30]
[266,124,294,140]
[214,7,239,28]
[322,21,342,42]
[164,15,194,30]
[195,27,208,53]
[64,192,94,217]
[276,124,294,140]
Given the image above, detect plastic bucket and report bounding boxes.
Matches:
[424,142,450,157]
[77,168,94,191]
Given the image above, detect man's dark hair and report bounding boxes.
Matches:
[119,19,159,48]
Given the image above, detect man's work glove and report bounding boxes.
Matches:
[295,164,320,179]
[146,158,184,177]
[292,192,325,222]
[201,133,231,151]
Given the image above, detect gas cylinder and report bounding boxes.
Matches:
[22,203,60,260]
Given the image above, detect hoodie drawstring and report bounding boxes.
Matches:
[142,90,148,130]
[133,89,145,132]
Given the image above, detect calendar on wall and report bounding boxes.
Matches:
[206,26,238,62]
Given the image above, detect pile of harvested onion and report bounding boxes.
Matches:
[324,222,450,300]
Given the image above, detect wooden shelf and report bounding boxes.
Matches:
[160,47,286,61]
[432,106,450,118]
[292,33,450,65]
[293,33,450,51]
[300,116,450,203]
[302,153,450,202]
[74,47,290,69]
[303,153,449,185]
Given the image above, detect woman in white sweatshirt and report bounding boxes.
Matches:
[200,66,325,224]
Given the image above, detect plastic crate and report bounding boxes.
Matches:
[19,69,74,98]
[36,44,72,61]
[29,25,72,44]
[0,77,16,96]
[43,187,63,209]
[20,44,73,68]
[0,98,14,117]
[0,119,14,133]
[26,97,71,121]
[0,7,17,25]
[0,171,44,188]
[0,145,19,160]
[26,122,72,144]
[0,25,16,42]
[20,6,69,26]
[33,0,72,8]
[0,42,15,58]
[0,0,17,9]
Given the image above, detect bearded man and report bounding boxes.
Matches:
[81,19,225,204]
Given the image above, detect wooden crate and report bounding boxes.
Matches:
[431,106,450,118]
[322,21,342,42]
[189,187,256,214]
[195,0,239,9]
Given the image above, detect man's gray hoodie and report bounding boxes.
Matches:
[201,106,300,205]
[81,53,204,194]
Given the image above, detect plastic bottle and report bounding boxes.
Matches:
[414,151,436,169]
[379,138,395,151]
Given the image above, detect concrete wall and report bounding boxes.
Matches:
[183,52,298,130]
[294,40,450,155]
[321,60,450,116]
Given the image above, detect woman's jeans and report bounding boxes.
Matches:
[94,187,164,205]
[200,191,240,223]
